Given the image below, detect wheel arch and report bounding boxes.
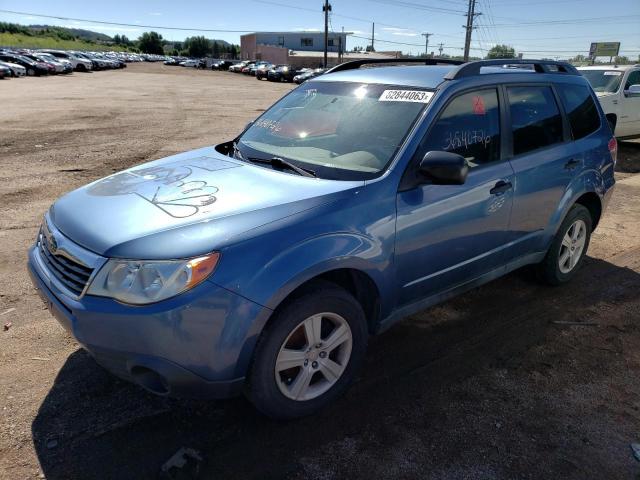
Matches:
[574,191,602,230]
[268,268,383,335]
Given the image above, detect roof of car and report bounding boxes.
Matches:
[577,65,635,71]
[313,65,457,88]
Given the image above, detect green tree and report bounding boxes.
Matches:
[212,41,220,58]
[486,44,516,59]
[613,55,631,65]
[184,36,210,57]
[138,31,164,54]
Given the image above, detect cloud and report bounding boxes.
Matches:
[382,27,419,37]
[391,31,419,37]
[149,12,162,16]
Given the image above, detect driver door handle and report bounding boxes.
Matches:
[490,181,512,195]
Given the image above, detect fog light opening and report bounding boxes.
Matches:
[130,366,169,395]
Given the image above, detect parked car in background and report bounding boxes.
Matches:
[0,63,10,79]
[33,52,74,74]
[229,61,251,73]
[164,58,179,66]
[180,59,199,68]
[197,59,208,69]
[267,64,291,81]
[0,60,26,77]
[0,53,49,76]
[578,65,640,139]
[294,68,327,84]
[268,64,306,82]
[258,63,284,80]
[22,53,63,74]
[250,61,272,76]
[241,61,257,74]
[41,50,92,71]
[212,60,233,71]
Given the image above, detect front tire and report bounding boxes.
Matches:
[246,281,367,419]
[537,204,592,285]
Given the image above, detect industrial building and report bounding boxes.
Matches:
[240,30,400,67]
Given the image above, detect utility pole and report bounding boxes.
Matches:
[323,0,331,68]
[421,32,433,58]
[371,22,375,51]
[438,42,444,57]
[463,0,480,61]
[339,26,344,62]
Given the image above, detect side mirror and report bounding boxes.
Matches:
[419,151,469,185]
[624,84,640,97]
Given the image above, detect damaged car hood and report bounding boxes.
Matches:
[50,146,363,258]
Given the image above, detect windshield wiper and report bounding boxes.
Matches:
[247,156,316,178]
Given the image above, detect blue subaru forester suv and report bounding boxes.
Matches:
[29,59,616,418]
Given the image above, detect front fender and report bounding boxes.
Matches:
[256,232,392,313]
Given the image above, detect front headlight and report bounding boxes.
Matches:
[87,253,220,305]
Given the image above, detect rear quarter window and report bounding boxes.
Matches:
[556,83,600,140]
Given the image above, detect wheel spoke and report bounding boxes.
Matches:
[319,358,343,382]
[559,249,571,268]
[562,234,572,248]
[289,366,312,400]
[323,324,350,353]
[303,315,322,347]
[571,223,581,241]
[275,348,307,372]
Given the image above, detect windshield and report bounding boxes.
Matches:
[237,81,431,180]
[581,70,623,93]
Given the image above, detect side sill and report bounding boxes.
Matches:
[375,251,546,334]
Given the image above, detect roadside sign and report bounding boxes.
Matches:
[589,42,620,57]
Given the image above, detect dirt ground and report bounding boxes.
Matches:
[1,63,639,480]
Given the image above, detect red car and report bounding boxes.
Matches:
[241,61,256,74]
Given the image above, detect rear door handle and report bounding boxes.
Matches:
[564,159,580,170]
[490,181,512,195]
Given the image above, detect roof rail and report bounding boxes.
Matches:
[326,57,464,74]
[444,58,580,80]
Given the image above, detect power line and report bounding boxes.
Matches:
[365,0,468,15]
[477,14,640,27]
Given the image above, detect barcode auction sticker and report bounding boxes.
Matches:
[604,71,622,76]
[379,90,434,103]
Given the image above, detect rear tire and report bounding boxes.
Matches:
[246,281,367,419]
[537,204,592,285]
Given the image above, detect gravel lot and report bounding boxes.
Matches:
[1,63,639,480]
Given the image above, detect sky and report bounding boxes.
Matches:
[1,0,639,59]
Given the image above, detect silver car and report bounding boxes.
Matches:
[0,60,26,77]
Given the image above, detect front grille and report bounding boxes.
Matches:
[38,236,94,296]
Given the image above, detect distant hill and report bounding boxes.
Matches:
[29,24,113,42]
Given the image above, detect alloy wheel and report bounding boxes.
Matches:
[275,312,352,401]
[558,219,587,274]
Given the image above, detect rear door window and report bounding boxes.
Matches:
[556,83,600,140]
[507,86,563,156]
[420,89,501,168]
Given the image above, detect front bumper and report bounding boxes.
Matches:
[28,244,271,399]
